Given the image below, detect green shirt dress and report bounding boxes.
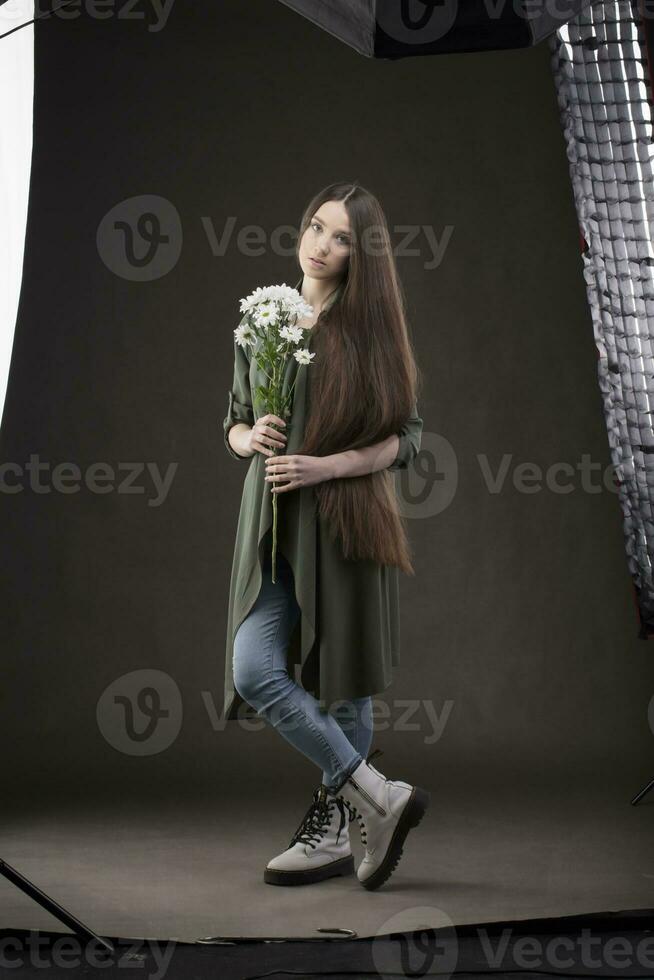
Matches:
[221,278,423,721]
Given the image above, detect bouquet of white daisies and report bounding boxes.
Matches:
[236,283,316,582]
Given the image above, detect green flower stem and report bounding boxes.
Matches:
[270,357,282,583]
[270,451,279,584]
[245,305,305,584]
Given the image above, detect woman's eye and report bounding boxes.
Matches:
[310,222,348,245]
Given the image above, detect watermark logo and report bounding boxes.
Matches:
[98,208,452,278]
[96,669,183,755]
[372,906,459,979]
[377,0,459,45]
[97,195,182,281]
[396,430,458,520]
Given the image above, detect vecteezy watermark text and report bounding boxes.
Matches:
[0,0,176,33]
[371,909,654,980]
[0,455,177,507]
[203,693,454,746]
[201,216,452,270]
[0,932,176,979]
[96,196,453,280]
[95,669,453,755]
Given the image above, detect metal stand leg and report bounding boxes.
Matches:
[0,858,114,954]
[631,779,654,806]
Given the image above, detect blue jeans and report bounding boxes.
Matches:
[232,546,373,792]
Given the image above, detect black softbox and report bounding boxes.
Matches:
[277,0,593,57]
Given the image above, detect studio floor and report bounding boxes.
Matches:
[1,760,652,942]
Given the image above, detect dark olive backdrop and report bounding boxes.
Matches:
[1,0,651,811]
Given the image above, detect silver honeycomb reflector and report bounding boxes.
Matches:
[550,0,654,637]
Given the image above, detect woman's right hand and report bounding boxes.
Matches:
[245,414,287,457]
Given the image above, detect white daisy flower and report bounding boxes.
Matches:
[293,348,315,365]
[239,285,268,312]
[234,322,256,347]
[279,324,304,344]
[254,302,279,328]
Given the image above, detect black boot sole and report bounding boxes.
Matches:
[360,786,430,891]
[264,854,355,886]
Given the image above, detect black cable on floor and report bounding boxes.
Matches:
[241,970,654,980]
[0,0,79,41]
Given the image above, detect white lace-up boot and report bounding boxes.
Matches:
[332,750,430,891]
[264,784,354,885]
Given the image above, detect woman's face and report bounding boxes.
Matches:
[299,199,351,282]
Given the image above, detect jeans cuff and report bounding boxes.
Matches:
[324,754,363,795]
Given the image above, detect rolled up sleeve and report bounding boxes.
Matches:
[388,401,423,471]
[223,336,255,460]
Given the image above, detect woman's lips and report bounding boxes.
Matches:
[309,257,325,267]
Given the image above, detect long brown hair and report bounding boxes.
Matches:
[296,182,422,574]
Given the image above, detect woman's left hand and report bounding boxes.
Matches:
[264,453,335,492]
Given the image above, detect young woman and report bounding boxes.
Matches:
[222,181,429,891]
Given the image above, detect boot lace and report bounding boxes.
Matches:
[341,799,368,846]
[288,787,349,850]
